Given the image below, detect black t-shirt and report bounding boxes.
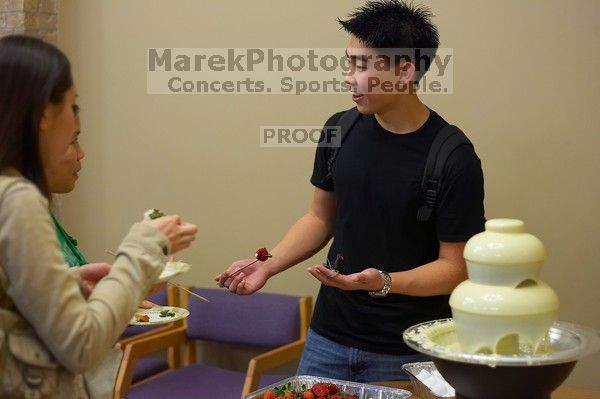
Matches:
[309,108,485,355]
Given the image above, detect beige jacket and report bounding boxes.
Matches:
[0,170,169,398]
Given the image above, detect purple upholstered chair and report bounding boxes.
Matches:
[116,286,182,386]
[115,287,312,399]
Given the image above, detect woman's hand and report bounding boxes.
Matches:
[138,282,167,308]
[78,263,112,297]
[307,264,384,292]
[143,215,198,254]
[78,264,167,308]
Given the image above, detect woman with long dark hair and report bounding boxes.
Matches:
[0,35,197,398]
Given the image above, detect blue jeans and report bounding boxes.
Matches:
[297,328,429,382]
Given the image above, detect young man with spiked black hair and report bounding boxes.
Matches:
[218,0,485,381]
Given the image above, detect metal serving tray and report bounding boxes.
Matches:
[244,375,411,399]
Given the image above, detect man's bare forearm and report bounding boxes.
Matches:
[389,241,468,296]
[263,211,333,277]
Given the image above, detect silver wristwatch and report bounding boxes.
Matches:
[368,270,392,297]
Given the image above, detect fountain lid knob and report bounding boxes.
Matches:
[486,218,525,234]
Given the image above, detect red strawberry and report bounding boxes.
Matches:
[327,384,338,394]
[255,247,271,262]
[134,313,150,323]
[311,383,328,397]
[302,391,314,399]
[262,391,276,399]
[330,394,342,399]
[283,392,295,399]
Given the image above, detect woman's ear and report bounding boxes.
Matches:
[38,103,55,133]
[39,103,60,132]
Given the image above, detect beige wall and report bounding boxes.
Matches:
[57,0,600,389]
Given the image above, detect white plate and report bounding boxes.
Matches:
[156,261,191,283]
[129,306,190,325]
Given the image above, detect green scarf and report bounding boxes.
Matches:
[51,212,88,267]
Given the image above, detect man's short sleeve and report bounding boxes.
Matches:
[310,112,345,192]
[436,145,486,242]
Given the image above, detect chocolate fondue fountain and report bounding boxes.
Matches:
[403,219,600,399]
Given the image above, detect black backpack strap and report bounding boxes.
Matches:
[321,107,362,184]
[417,124,473,222]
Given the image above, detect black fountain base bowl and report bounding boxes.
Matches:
[403,319,600,399]
[432,357,576,399]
